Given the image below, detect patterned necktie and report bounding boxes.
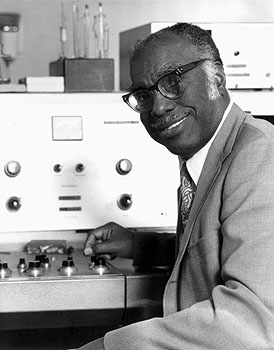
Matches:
[178,162,196,241]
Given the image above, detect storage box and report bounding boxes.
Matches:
[49,58,114,92]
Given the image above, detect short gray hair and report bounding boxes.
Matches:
[130,22,223,67]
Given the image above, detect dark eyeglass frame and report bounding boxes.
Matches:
[122,58,209,113]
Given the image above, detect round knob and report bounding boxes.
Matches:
[0,262,8,269]
[0,262,12,278]
[29,261,41,269]
[4,161,21,177]
[116,159,132,175]
[61,259,75,267]
[117,193,133,210]
[41,257,51,269]
[89,257,110,275]
[17,258,27,271]
[62,260,69,267]
[59,259,78,276]
[53,164,63,173]
[6,196,21,212]
[27,261,43,277]
[75,163,85,173]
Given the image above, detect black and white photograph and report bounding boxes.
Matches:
[0,1,274,349]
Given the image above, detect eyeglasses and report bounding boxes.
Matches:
[122,58,208,113]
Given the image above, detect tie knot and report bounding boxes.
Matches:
[180,162,195,188]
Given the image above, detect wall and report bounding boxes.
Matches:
[0,0,274,90]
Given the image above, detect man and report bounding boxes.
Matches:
[79,23,274,349]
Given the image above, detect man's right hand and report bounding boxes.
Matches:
[83,222,134,260]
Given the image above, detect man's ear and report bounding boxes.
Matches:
[215,66,227,93]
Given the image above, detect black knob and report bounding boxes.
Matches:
[0,262,6,269]
[6,196,21,212]
[29,261,40,269]
[18,258,27,268]
[53,164,63,173]
[0,262,12,278]
[117,194,133,210]
[68,260,75,267]
[90,256,106,265]
[75,163,85,173]
[62,260,69,267]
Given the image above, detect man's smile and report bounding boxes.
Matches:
[166,118,186,130]
[150,111,190,138]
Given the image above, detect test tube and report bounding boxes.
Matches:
[59,1,67,58]
[93,2,109,59]
[72,0,81,58]
[84,4,90,58]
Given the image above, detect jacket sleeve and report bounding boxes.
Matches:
[102,127,274,349]
[132,231,176,267]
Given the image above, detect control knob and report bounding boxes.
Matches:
[53,164,63,173]
[117,193,133,210]
[35,254,51,269]
[4,161,21,177]
[75,163,85,173]
[17,258,27,272]
[6,196,21,212]
[59,258,78,276]
[89,256,110,275]
[0,262,12,278]
[27,261,43,277]
[41,257,51,269]
[116,159,132,175]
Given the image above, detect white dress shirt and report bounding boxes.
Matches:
[179,100,233,185]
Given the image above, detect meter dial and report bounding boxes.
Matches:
[116,159,132,175]
[4,161,21,177]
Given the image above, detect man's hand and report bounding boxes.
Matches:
[83,222,134,260]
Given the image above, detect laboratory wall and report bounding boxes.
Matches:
[0,0,273,90]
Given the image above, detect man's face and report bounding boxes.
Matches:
[130,32,226,159]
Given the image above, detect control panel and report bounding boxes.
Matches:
[0,93,179,233]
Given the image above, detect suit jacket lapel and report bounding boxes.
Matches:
[171,103,247,279]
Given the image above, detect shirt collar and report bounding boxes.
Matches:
[179,100,233,185]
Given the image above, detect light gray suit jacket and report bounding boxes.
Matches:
[104,103,274,349]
